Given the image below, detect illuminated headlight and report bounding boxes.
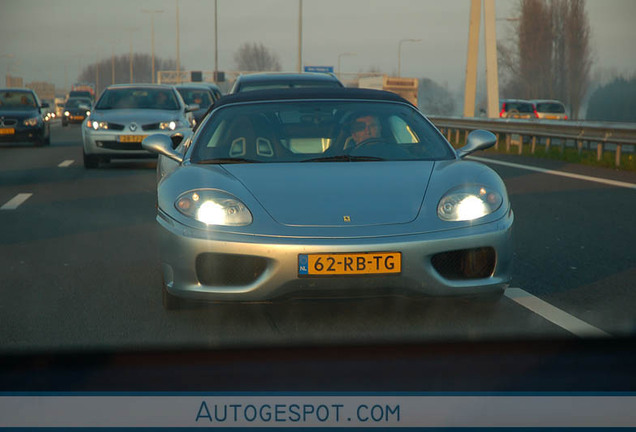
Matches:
[437,185,503,221]
[159,120,181,131]
[86,110,91,116]
[86,120,108,130]
[175,190,252,226]
[23,117,38,127]
[64,111,70,116]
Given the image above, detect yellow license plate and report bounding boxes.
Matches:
[71,115,84,121]
[118,135,147,143]
[0,128,15,135]
[298,252,401,276]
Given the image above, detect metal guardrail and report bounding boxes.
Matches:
[428,116,636,167]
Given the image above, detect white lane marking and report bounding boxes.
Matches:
[58,160,74,167]
[505,288,611,338]
[468,156,636,190]
[0,193,33,210]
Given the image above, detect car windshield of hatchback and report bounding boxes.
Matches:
[95,88,179,110]
[177,88,213,108]
[0,91,37,109]
[504,102,533,113]
[535,102,566,113]
[190,101,455,163]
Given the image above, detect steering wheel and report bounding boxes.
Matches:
[349,137,386,151]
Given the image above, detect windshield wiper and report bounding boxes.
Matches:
[196,158,262,164]
[302,155,386,162]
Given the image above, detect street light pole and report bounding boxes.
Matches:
[142,9,164,84]
[337,52,356,80]
[214,0,218,75]
[398,38,421,77]
[176,0,181,84]
[297,0,303,73]
[111,42,116,85]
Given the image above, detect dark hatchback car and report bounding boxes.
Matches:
[61,97,92,127]
[0,88,50,146]
[175,83,218,125]
[230,72,344,93]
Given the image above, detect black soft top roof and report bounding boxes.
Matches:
[212,87,413,109]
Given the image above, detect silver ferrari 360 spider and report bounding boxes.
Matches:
[143,88,513,309]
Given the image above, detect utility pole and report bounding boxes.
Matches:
[95,54,99,95]
[142,9,164,84]
[111,43,115,85]
[176,0,181,83]
[214,0,218,75]
[297,0,302,72]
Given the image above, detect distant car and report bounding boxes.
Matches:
[229,72,344,93]
[61,97,92,126]
[82,84,195,168]
[499,99,536,119]
[0,88,50,146]
[175,83,218,125]
[531,99,568,120]
[41,99,57,122]
[142,88,513,309]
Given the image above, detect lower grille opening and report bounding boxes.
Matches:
[196,253,268,286]
[431,247,496,280]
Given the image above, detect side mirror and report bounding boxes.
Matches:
[142,134,184,163]
[185,104,199,113]
[456,130,497,158]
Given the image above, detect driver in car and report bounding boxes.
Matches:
[350,114,381,146]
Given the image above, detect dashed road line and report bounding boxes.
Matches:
[58,160,74,167]
[468,156,636,190]
[0,193,33,210]
[505,288,611,338]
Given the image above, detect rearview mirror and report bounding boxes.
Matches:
[456,130,497,158]
[142,134,184,163]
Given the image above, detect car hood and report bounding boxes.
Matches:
[0,109,39,119]
[92,109,182,124]
[223,162,435,227]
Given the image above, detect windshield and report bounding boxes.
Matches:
[503,101,534,113]
[535,102,566,113]
[1,1,636,408]
[0,91,37,109]
[95,88,179,110]
[64,98,91,108]
[190,100,454,163]
[176,88,213,108]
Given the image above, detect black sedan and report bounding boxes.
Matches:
[0,88,50,146]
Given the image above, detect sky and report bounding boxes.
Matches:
[1,0,635,93]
